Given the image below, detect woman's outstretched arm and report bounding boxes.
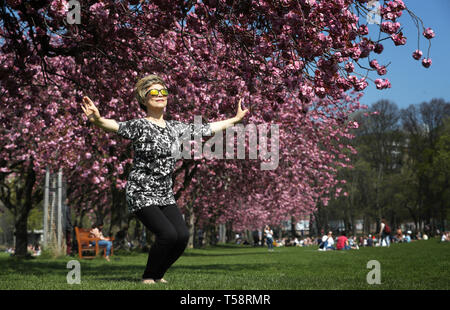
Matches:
[81,96,119,133]
[209,98,249,134]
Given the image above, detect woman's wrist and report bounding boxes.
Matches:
[232,116,242,124]
[92,116,104,126]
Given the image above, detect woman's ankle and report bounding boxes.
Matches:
[142,279,156,284]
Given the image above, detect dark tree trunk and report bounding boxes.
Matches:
[14,211,29,257]
[13,160,36,258]
[226,221,233,244]
[184,201,195,249]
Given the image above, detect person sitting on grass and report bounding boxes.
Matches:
[404,231,412,243]
[349,236,359,250]
[320,231,335,251]
[90,223,113,261]
[367,234,373,247]
[393,228,403,243]
[319,232,328,250]
[336,231,351,250]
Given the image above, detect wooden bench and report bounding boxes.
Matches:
[74,227,114,259]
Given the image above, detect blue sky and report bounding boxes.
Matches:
[359,0,450,110]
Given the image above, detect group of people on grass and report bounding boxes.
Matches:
[317,218,439,251]
[259,218,447,252]
[318,231,360,251]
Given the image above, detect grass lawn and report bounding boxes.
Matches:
[0,239,449,290]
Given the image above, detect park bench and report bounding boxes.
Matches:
[74,227,114,259]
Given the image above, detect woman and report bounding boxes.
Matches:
[81,74,249,284]
[323,231,335,250]
[89,223,113,262]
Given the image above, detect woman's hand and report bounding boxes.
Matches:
[235,98,249,121]
[81,96,101,123]
[209,97,250,134]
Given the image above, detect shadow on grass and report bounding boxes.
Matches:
[183,245,269,257]
[0,253,271,280]
[182,251,268,257]
[170,262,272,274]
[0,256,141,278]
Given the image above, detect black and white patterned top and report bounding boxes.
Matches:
[117,118,212,214]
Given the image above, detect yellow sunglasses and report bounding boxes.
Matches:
[146,88,169,97]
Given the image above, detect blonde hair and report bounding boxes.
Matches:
[134,74,167,111]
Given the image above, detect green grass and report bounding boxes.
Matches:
[1,240,449,290]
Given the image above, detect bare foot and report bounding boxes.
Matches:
[142,279,156,284]
[105,256,110,262]
[155,278,168,283]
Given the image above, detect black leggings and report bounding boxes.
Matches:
[134,204,189,280]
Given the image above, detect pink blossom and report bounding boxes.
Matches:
[423,28,435,39]
[412,50,423,60]
[358,25,369,35]
[89,2,109,18]
[345,62,354,73]
[353,78,368,91]
[381,21,400,34]
[369,59,379,69]
[377,66,387,76]
[5,144,16,150]
[375,78,391,90]
[374,43,384,54]
[391,32,407,46]
[422,58,432,68]
[395,0,406,10]
[50,0,68,16]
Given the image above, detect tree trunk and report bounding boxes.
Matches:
[440,179,448,231]
[405,205,418,231]
[309,214,315,237]
[290,216,296,238]
[204,225,210,246]
[109,183,126,238]
[206,222,217,246]
[350,216,356,235]
[13,160,36,257]
[193,215,201,248]
[313,203,325,236]
[218,223,226,243]
[14,210,29,257]
[185,203,195,249]
[133,219,141,247]
[376,166,383,220]
[226,221,233,244]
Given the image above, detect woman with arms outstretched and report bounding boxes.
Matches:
[81,74,249,284]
